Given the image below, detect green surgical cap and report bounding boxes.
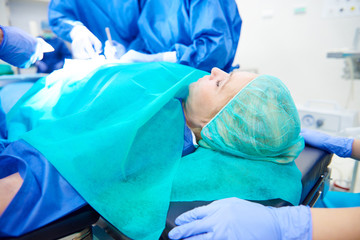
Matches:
[199,74,304,164]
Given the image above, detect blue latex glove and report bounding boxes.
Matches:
[69,25,102,59]
[53,60,65,71]
[118,50,177,63]
[35,60,48,73]
[104,40,126,59]
[0,26,44,68]
[301,128,354,158]
[168,198,312,240]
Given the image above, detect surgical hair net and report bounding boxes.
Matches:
[199,75,304,164]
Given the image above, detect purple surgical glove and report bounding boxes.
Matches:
[301,128,354,158]
[0,26,37,68]
[35,60,48,73]
[168,197,312,240]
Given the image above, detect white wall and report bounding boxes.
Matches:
[1,0,51,73]
[0,0,11,25]
[7,0,49,36]
[234,0,360,192]
[234,0,360,112]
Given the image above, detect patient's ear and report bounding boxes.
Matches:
[199,119,210,128]
[192,128,202,141]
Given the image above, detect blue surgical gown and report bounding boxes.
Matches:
[0,100,195,237]
[132,0,242,72]
[48,0,242,72]
[48,0,145,47]
[36,36,72,74]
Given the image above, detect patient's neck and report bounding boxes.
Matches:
[182,102,202,141]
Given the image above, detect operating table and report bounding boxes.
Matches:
[0,75,332,240]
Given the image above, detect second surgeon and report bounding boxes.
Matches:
[48,0,242,72]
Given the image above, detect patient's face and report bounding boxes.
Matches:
[184,68,258,128]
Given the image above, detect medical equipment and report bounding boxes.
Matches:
[104,27,114,58]
[297,100,358,133]
[105,27,112,45]
[298,100,358,192]
[327,27,360,80]
[104,27,126,60]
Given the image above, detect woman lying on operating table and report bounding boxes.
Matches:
[0,62,303,238]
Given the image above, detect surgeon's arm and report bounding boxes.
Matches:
[49,0,102,59]
[311,207,360,240]
[0,172,23,215]
[48,0,79,42]
[351,139,360,160]
[0,27,3,44]
[168,198,360,240]
[174,0,242,72]
[0,25,39,68]
[301,128,359,160]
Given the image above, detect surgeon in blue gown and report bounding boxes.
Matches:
[36,21,72,74]
[48,0,242,72]
[48,0,143,59]
[0,23,87,237]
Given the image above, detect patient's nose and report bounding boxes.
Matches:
[210,68,228,83]
[210,67,224,80]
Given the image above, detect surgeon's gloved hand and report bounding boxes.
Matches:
[118,50,177,63]
[104,40,126,60]
[301,128,354,158]
[168,197,312,240]
[70,25,102,59]
[0,26,52,68]
[53,60,65,71]
[35,60,48,73]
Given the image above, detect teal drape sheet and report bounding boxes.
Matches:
[7,62,302,239]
